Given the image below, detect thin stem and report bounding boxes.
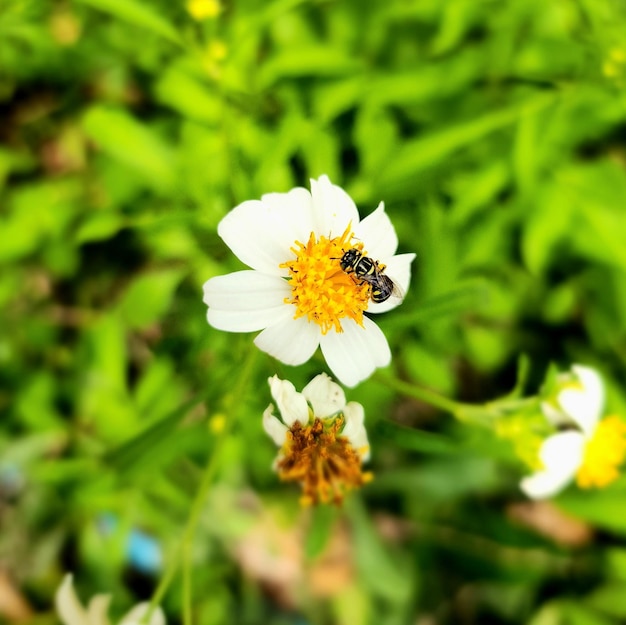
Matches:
[182,346,258,625]
[374,372,543,429]
[145,346,258,624]
[373,373,464,415]
[148,554,178,616]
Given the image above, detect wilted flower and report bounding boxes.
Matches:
[521,365,626,499]
[55,574,165,625]
[263,374,372,505]
[203,175,415,387]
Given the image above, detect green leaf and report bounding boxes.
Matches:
[75,0,183,45]
[371,455,506,501]
[392,280,490,328]
[332,583,370,625]
[557,485,626,536]
[0,179,81,263]
[347,497,414,603]
[79,314,136,440]
[154,65,222,124]
[116,268,185,329]
[564,607,615,625]
[304,505,339,561]
[510,354,531,398]
[104,395,205,473]
[367,47,485,107]
[258,46,364,87]
[82,106,177,192]
[403,343,455,394]
[605,548,626,582]
[313,77,364,123]
[75,212,125,244]
[354,105,399,176]
[465,324,513,371]
[586,583,626,619]
[379,94,554,187]
[530,601,616,625]
[448,160,511,226]
[376,420,459,455]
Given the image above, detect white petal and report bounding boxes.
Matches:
[254,315,320,366]
[119,603,165,625]
[204,271,292,332]
[217,188,314,275]
[86,595,111,625]
[207,307,293,333]
[343,402,370,461]
[319,317,391,387]
[56,575,89,625]
[203,271,290,311]
[301,373,346,418]
[558,365,604,436]
[260,188,316,247]
[350,426,371,462]
[353,202,398,260]
[262,406,288,445]
[520,431,585,500]
[341,401,365,439]
[366,253,416,315]
[310,175,359,238]
[268,376,309,426]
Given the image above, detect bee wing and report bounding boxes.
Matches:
[384,274,405,299]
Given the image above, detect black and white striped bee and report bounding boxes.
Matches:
[339,248,403,303]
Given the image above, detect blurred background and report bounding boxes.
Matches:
[2,0,626,623]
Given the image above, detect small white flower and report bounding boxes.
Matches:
[521,365,626,499]
[203,175,415,387]
[55,574,166,625]
[263,374,371,504]
[539,364,604,436]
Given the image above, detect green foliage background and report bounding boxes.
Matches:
[2,0,626,623]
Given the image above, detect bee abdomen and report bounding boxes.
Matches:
[354,256,376,277]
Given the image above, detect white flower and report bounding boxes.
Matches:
[203,175,415,387]
[55,574,166,625]
[521,365,626,499]
[539,364,604,436]
[263,373,371,505]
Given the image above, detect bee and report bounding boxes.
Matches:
[339,248,402,303]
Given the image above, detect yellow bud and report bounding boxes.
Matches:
[186,0,221,21]
[209,413,227,434]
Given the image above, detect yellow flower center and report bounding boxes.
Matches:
[276,417,372,506]
[576,415,626,489]
[280,228,371,334]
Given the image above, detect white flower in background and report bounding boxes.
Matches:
[203,175,415,387]
[521,365,626,499]
[56,574,165,625]
[263,373,372,505]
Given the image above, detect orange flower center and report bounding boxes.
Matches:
[276,417,372,506]
[280,227,371,334]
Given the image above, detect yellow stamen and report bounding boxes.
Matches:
[280,227,371,334]
[276,417,372,506]
[576,415,626,489]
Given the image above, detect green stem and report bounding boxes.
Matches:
[145,346,258,624]
[374,373,464,415]
[373,373,508,428]
[375,372,545,430]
